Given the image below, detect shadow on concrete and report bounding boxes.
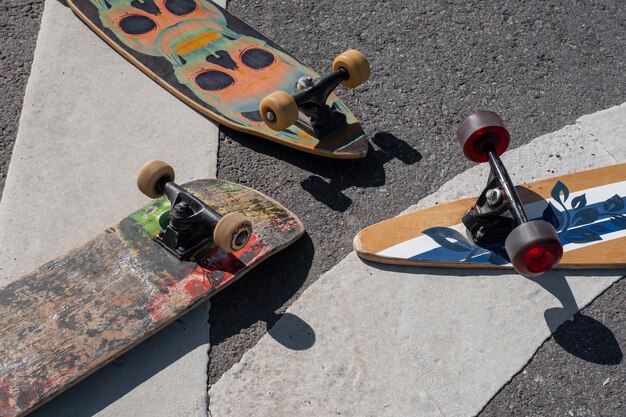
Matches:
[208,233,315,382]
[362,258,623,364]
[528,272,623,365]
[222,127,422,212]
[209,232,315,340]
[267,312,316,350]
[531,272,623,365]
[528,273,579,331]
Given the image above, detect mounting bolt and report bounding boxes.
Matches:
[265,110,276,122]
[486,188,504,208]
[172,201,194,218]
[296,75,315,91]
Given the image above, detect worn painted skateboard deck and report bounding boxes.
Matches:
[67,0,367,158]
[0,179,303,417]
[354,164,626,270]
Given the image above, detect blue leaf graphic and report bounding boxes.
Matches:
[571,194,587,210]
[562,228,602,244]
[603,194,625,212]
[591,224,609,233]
[422,227,474,253]
[542,202,564,229]
[572,207,600,227]
[551,181,569,204]
[610,215,626,230]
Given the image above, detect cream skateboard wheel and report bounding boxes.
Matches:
[137,160,175,199]
[333,49,370,89]
[260,91,299,131]
[213,212,252,252]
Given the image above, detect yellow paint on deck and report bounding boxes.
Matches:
[174,31,222,56]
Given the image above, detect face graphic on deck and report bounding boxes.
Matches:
[89,0,225,55]
[89,0,311,130]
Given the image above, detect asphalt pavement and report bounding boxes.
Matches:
[0,0,624,415]
[0,0,44,197]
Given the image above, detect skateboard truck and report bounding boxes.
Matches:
[155,181,224,260]
[137,161,252,260]
[260,49,370,138]
[291,73,349,138]
[462,144,526,245]
[457,111,563,276]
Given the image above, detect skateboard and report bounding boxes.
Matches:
[355,111,626,276]
[67,0,370,158]
[0,161,304,417]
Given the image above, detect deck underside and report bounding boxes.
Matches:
[0,179,303,417]
[355,164,626,270]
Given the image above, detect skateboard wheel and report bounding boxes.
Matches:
[332,49,370,89]
[505,220,563,276]
[213,212,252,253]
[137,160,175,199]
[260,91,298,131]
[456,111,510,163]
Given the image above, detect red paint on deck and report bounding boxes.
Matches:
[148,235,266,321]
[0,380,17,415]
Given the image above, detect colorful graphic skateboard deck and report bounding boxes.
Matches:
[0,176,303,417]
[67,0,368,158]
[354,164,626,270]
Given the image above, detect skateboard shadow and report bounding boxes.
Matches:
[359,260,622,365]
[529,271,623,365]
[222,127,422,212]
[267,312,315,351]
[208,232,316,381]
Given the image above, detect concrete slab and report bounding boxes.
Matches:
[0,0,221,415]
[578,102,626,162]
[208,111,625,416]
